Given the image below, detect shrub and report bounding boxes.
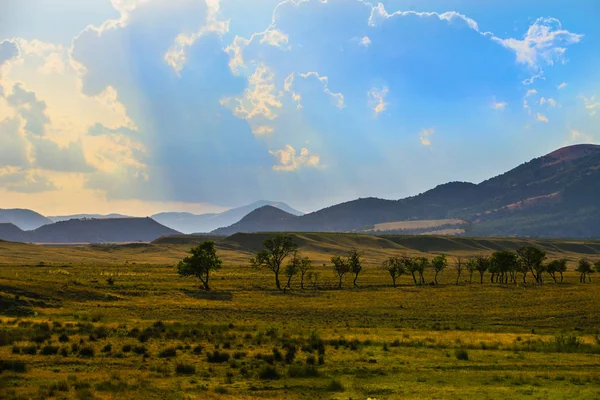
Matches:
[122,344,132,353]
[258,365,280,380]
[288,364,319,378]
[22,344,38,355]
[455,349,469,361]
[158,347,177,358]
[306,355,316,365]
[133,345,148,355]
[206,350,230,363]
[327,378,344,392]
[41,345,60,355]
[79,345,95,357]
[0,360,26,373]
[58,333,69,343]
[102,344,112,353]
[60,346,69,357]
[192,345,203,355]
[175,363,196,375]
[233,351,246,360]
[11,345,20,354]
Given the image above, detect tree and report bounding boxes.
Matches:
[381,256,404,288]
[465,258,477,283]
[595,261,600,275]
[284,252,301,290]
[331,255,350,289]
[431,254,447,285]
[413,257,428,285]
[177,241,222,291]
[307,271,320,292]
[489,251,517,284]
[546,259,567,283]
[577,258,593,283]
[347,248,364,288]
[402,256,419,285]
[298,256,312,290]
[250,235,299,290]
[474,255,489,284]
[455,256,464,285]
[516,246,547,284]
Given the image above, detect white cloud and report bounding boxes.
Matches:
[493,17,583,69]
[284,72,344,109]
[525,89,538,97]
[419,128,434,146]
[569,129,594,143]
[359,36,371,47]
[579,95,600,116]
[522,70,545,85]
[260,29,290,49]
[492,101,507,110]
[252,125,274,135]
[369,86,388,115]
[557,82,567,90]
[536,113,548,123]
[540,97,557,107]
[269,145,321,172]
[164,0,230,73]
[0,40,19,65]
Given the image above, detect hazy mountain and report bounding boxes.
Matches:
[212,144,600,239]
[152,201,303,234]
[0,218,180,243]
[48,214,132,223]
[0,209,52,231]
[212,206,297,236]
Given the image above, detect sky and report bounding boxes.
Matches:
[0,0,599,216]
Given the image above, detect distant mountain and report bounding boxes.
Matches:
[0,218,180,243]
[152,201,303,234]
[48,214,132,223]
[212,144,600,239]
[0,209,52,231]
[212,206,297,236]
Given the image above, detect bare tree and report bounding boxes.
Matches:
[284,251,301,290]
[455,256,464,285]
[307,271,320,292]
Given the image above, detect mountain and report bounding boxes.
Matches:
[0,218,180,243]
[152,201,303,234]
[48,214,132,223]
[212,206,297,236]
[0,209,52,230]
[212,144,600,239]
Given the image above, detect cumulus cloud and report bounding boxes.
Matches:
[0,167,56,193]
[419,128,434,146]
[536,113,549,123]
[493,17,583,69]
[369,87,388,115]
[0,40,19,65]
[0,118,29,167]
[30,137,95,173]
[269,145,321,172]
[6,83,50,136]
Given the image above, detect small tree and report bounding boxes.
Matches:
[402,256,419,285]
[382,256,404,288]
[490,251,517,285]
[517,246,547,284]
[347,248,364,287]
[546,259,567,283]
[284,252,301,290]
[250,235,298,290]
[465,258,477,284]
[332,256,350,289]
[431,254,447,285]
[475,255,489,284]
[177,241,222,291]
[307,271,320,292]
[577,258,593,283]
[455,256,464,285]
[298,256,312,290]
[413,257,428,285]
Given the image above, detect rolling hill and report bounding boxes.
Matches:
[212,144,600,239]
[152,200,303,233]
[48,213,132,223]
[0,209,53,230]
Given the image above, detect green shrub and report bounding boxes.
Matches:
[175,363,196,375]
[206,350,230,363]
[79,345,95,357]
[158,347,177,358]
[455,349,469,361]
[41,345,60,355]
[327,378,344,392]
[258,365,280,380]
[0,360,26,373]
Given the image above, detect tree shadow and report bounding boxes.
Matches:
[181,289,233,301]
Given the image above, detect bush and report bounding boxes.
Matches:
[158,347,177,358]
[288,364,319,378]
[133,345,148,355]
[11,345,20,354]
[455,349,469,361]
[0,360,26,373]
[306,355,316,365]
[192,345,203,355]
[258,365,280,380]
[122,344,132,353]
[327,378,344,392]
[22,344,37,355]
[58,333,69,343]
[79,345,95,357]
[102,344,112,353]
[175,363,196,375]
[41,345,60,355]
[206,350,230,363]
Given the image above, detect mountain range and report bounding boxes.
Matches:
[212,144,600,239]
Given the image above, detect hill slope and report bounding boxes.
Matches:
[213,144,600,238]
[212,206,298,236]
[152,201,303,234]
[48,214,132,223]
[0,209,52,230]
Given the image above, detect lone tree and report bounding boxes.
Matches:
[347,248,364,287]
[546,259,568,283]
[332,255,350,289]
[577,258,593,283]
[517,246,547,284]
[177,241,222,291]
[381,256,404,288]
[250,235,299,290]
[431,254,447,285]
[455,256,464,285]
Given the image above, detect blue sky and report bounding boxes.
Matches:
[0,0,599,216]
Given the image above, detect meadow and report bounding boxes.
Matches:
[1,233,600,399]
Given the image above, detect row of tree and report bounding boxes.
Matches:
[176,236,600,291]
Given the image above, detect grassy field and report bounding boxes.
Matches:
[1,233,600,399]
